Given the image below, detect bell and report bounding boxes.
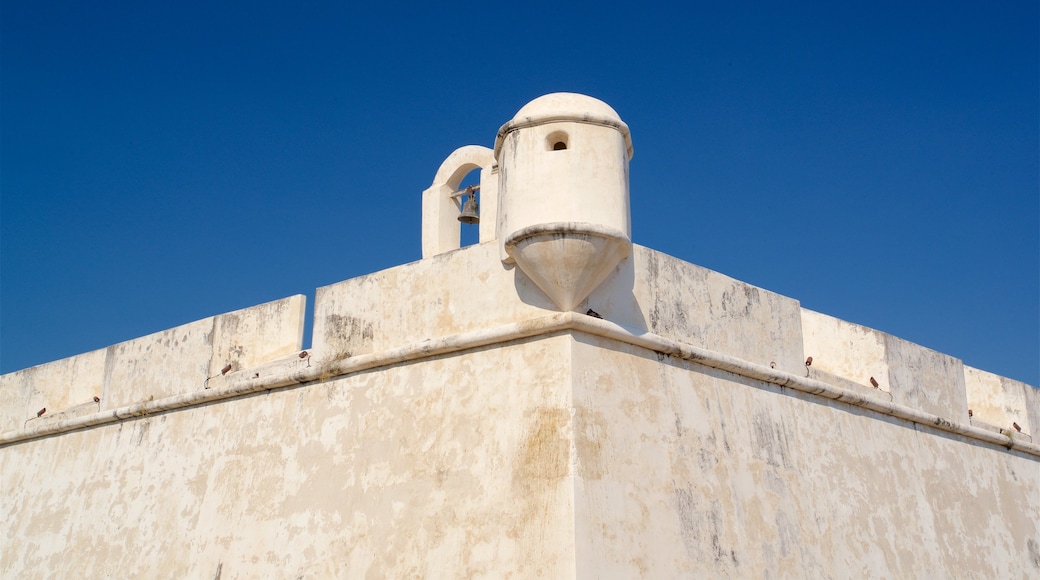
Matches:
[458,196,480,224]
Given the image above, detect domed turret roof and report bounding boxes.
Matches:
[494,92,632,158]
[512,93,623,124]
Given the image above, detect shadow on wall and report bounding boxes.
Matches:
[512,252,647,331]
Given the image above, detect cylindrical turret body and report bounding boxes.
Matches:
[494,93,634,311]
[496,93,633,258]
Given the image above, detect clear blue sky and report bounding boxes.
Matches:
[2,1,1037,385]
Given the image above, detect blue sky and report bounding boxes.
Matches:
[2,1,1037,385]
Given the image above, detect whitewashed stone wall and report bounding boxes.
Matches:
[2,335,576,578]
[3,244,1036,578]
[1,295,305,434]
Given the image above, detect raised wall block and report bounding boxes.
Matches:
[1,295,305,433]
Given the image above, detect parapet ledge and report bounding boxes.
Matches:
[801,308,1037,437]
[22,398,102,430]
[589,246,807,376]
[313,244,807,379]
[807,368,893,402]
[4,310,1040,459]
[1,295,306,433]
[206,348,315,391]
[4,237,1036,448]
[312,241,559,358]
[969,416,1034,444]
[964,365,1037,439]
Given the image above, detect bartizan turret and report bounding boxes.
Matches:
[495,93,634,311]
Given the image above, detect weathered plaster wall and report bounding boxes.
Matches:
[589,247,806,376]
[0,347,107,435]
[802,308,1038,436]
[964,366,1040,435]
[3,242,1037,578]
[569,333,1040,578]
[1,335,577,579]
[801,308,890,393]
[884,333,969,422]
[318,243,806,379]
[0,295,306,434]
[313,242,559,359]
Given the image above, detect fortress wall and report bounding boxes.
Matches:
[5,247,1034,443]
[8,245,1032,443]
[314,244,804,378]
[965,366,1040,436]
[0,335,576,579]
[1,242,1037,577]
[590,246,806,377]
[5,322,1036,578]
[312,242,557,360]
[0,295,305,434]
[802,309,1036,436]
[801,309,890,393]
[0,348,107,434]
[884,333,968,423]
[206,294,307,376]
[569,333,1040,578]
[101,315,217,409]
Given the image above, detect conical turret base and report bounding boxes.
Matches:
[505,223,631,311]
